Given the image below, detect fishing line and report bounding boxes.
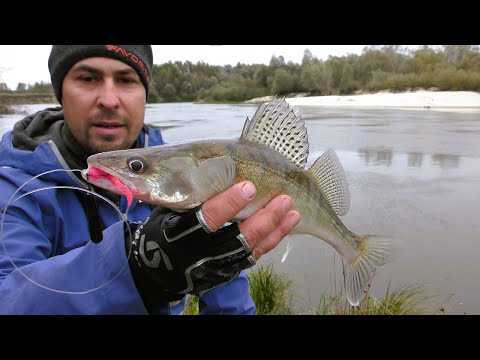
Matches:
[0,168,134,295]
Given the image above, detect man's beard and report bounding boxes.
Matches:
[84,112,134,154]
[84,134,134,155]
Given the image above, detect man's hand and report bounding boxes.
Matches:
[127,181,300,311]
[201,181,300,261]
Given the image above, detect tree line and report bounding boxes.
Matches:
[2,45,479,103]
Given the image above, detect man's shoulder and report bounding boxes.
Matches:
[143,124,164,146]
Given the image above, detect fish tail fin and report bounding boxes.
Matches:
[344,235,395,306]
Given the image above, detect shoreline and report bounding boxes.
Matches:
[2,90,479,116]
[248,90,480,113]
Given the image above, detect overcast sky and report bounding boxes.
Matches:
[0,45,420,90]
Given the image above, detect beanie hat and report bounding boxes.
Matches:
[48,45,153,104]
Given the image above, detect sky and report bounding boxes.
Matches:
[0,45,419,90]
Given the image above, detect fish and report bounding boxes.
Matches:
[81,97,393,306]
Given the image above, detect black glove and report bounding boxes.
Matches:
[126,206,256,311]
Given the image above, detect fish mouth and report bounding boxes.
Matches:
[81,165,138,206]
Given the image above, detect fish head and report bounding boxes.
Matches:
[82,146,199,208]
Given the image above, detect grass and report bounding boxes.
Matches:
[183,264,294,315]
[184,294,200,315]
[183,265,447,315]
[0,93,57,106]
[314,283,438,315]
[247,264,294,315]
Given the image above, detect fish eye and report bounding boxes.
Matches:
[127,155,149,174]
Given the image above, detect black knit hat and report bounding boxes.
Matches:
[48,45,153,104]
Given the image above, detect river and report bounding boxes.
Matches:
[2,103,480,314]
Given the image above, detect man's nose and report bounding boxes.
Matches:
[97,80,120,109]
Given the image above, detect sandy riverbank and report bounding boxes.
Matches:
[248,90,480,113]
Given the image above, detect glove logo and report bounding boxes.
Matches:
[139,234,161,268]
[162,213,182,228]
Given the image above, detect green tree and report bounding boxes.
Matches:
[162,83,176,101]
[271,68,296,95]
[26,81,54,94]
[326,56,356,94]
[269,55,285,67]
[16,82,27,92]
[302,48,314,66]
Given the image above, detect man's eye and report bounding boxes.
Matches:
[79,76,96,83]
[120,78,135,84]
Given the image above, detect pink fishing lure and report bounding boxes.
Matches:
[88,167,134,206]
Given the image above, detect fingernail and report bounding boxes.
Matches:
[242,182,256,199]
[282,197,292,213]
[290,214,300,227]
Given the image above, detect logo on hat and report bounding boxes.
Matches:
[105,45,150,82]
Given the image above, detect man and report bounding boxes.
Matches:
[0,45,300,314]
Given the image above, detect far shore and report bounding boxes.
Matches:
[2,90,479,116]
[246,90,480,113]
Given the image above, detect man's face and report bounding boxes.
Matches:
[62,57,146,154]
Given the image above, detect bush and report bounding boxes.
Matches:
[0,104,14,114]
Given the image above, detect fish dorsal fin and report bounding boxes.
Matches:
[240,96,309,168]
[308,149,350,216]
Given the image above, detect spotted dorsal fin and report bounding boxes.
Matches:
[240,96,309,168]
[308,149,350,216]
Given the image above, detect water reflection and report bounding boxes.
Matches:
[355,148,461,170]
[358,147,393,166]
[431,154,461,169]
[408,152,424,167]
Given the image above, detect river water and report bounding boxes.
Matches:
[2,103,480,314]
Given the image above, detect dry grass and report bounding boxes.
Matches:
[314,283,441,315]
[183,265,449,315]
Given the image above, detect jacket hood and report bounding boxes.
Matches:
[0,107,163,187]
[0,107,77,185]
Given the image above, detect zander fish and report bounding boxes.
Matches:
[82,97,393,306]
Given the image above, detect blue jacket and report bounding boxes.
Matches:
[0,108,256,315]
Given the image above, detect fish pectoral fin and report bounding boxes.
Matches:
[308,149,350,216]
[191,156,236,201]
